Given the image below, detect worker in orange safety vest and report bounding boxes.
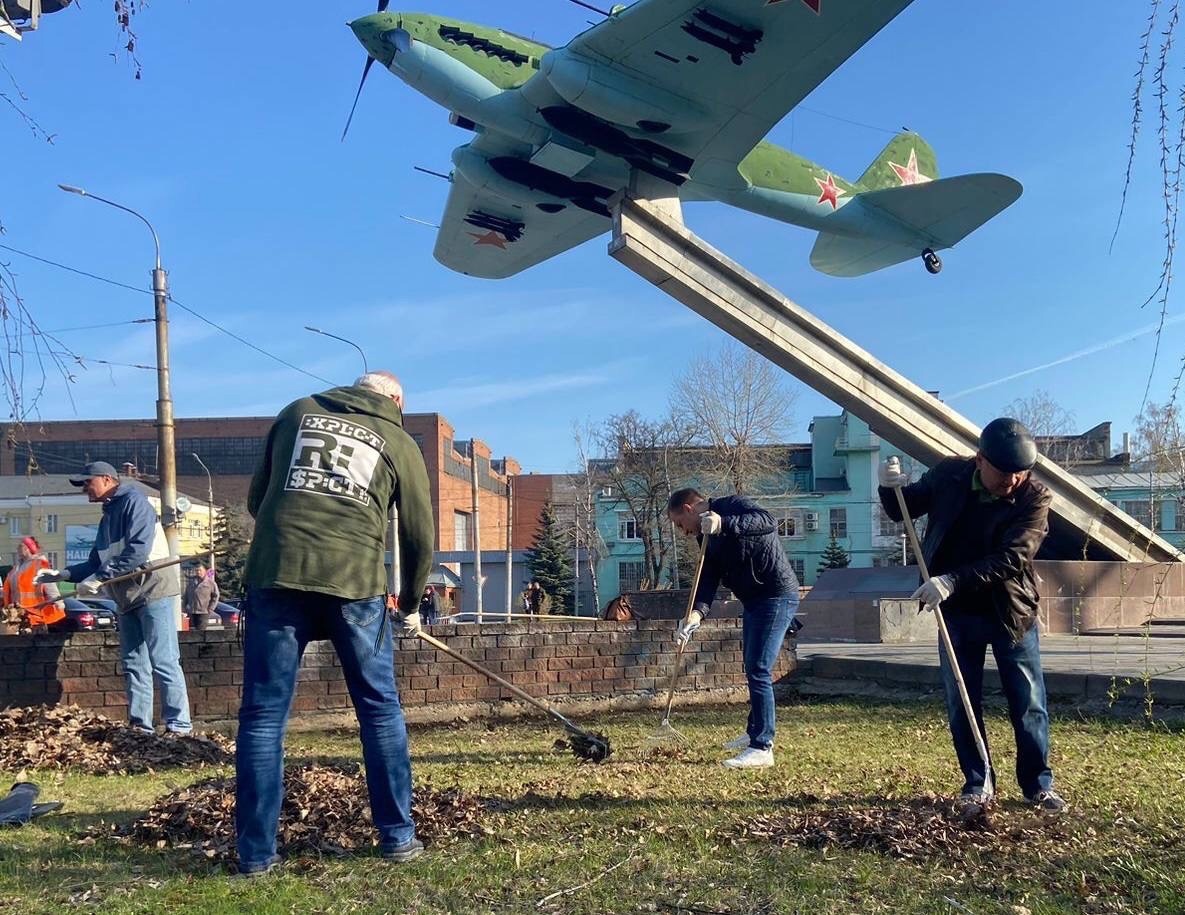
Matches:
[4,536,66,630]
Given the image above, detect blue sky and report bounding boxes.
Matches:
[0,1,1178,472]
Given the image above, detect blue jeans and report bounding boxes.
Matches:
[118,596,192,734]
[741,595,798,750]
[236,588,415,872]
[939,612,1054,797]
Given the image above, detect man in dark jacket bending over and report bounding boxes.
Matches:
[879,417,1065,814]
[668,489,799,769]
[235,371,435,875]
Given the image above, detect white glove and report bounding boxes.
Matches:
[399,611,422,635]
[34,568,66,585]
[879,457,909,489]
[675,610,703,648]
[910,574,955,613]
[699,511,722,536]
[75,576,102,597]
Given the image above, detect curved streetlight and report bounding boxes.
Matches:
[191,452,215,573]
[58,182,179,563]
[305,325,369,376]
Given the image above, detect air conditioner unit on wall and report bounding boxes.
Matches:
[804,511,819,532]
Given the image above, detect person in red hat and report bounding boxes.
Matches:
[3,536,65,632]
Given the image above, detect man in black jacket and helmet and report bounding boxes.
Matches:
[878,417,1065,814]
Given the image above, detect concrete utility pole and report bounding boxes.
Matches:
[505,466,513,621]
[191,452,215,573]
[470,440,483,622]
[59,184,179,562]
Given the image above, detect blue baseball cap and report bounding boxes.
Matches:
[69,461,120,486]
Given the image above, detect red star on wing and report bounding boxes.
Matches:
[469,230,509,249]
[814,173,846,210]
[888,148,932,186]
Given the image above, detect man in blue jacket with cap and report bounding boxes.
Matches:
[37,461,190,734]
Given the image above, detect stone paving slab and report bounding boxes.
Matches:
[795,634,1185,705]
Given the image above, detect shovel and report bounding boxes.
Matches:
[888,457,995,811]
[643,536,709,753]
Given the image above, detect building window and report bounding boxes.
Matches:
[778,513,797,537]
[829,507,847,538]
[1121,500,1152,527]
[790,558,805,581]
[8,517,21,537]
[454,511,472,551]
[878,506,899,537]
[617,513,639,541]
[619,560,644,592]
[46,551,59,567]
[45,514,59,535]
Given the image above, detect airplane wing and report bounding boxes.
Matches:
[434,163,610,280]
[563,0,916,178]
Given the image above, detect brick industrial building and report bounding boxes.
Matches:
[0,416,520,553]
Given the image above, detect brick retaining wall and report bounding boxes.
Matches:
[0,620,797,724]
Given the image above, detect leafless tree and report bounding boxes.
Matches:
[670,341,797,494]
[589,410,692,592]
[1133,400,1185,469]
[570,420,607,613]
[1003,389,1077,437]
[1121,3,1185,405]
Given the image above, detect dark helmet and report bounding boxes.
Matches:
[978,417,1038,473]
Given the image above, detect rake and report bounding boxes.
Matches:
[415,629,611,762]
[643,536,709,754]
[888,457,995,813]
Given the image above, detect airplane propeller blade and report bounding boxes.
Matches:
[341,55,375,142]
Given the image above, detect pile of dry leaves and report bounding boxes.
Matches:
[742,794,1089,863]
[98,764,493,860]
[0,705,233,774]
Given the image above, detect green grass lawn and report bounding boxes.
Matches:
[1,698,1182,914]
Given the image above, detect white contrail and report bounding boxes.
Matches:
[947,312,1185,400]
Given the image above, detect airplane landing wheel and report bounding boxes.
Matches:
[922,248,942,275]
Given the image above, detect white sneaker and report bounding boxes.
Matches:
[722,747,774,769]
[723,734,750,750]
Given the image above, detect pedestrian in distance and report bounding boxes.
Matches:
[36,461,190,735]
[234,370,435,877]
[419,584,439,626]
[667,488,800,769]
[184,562,220,630]
[878,417,1066,815]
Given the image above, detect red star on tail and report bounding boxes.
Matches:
[814,173,846,210]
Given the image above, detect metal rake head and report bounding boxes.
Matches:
[642,718,687,754]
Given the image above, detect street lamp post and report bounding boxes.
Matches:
[59,183,180,561]
[192,452,215,573]
[305,326,369,376]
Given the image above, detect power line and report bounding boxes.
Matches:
[0,243,334,387]
[167,294,334,387]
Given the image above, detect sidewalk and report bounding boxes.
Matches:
[794,634,1185,706]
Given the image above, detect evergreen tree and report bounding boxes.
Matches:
[209,501,254,599]
[819,536,850,570]
[525,501,574,614]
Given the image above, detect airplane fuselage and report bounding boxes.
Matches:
[355,12,868,238]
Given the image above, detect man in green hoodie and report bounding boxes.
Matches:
[235,370,435,877]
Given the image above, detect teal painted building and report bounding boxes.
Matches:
[596,410,927,597]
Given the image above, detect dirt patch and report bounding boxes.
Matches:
[93,764,494,860]
[0,705,233,775]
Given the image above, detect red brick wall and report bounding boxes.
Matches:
[0,621,797,723]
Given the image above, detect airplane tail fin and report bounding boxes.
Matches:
[810,173,1023,277]
[857,132,939,190]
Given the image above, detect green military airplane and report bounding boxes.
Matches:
[347,1,1021,279]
